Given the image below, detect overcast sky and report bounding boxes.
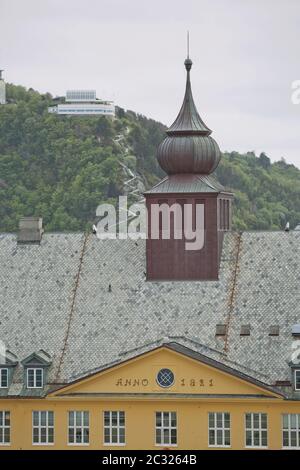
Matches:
[1,0,300,167]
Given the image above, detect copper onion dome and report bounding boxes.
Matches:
[157,57,221,175]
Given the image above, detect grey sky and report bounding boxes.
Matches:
[1,0,300,167]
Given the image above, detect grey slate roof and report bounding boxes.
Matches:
[0,230,299,398]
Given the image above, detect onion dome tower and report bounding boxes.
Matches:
[157,57,221,175]
[145,53,233,281]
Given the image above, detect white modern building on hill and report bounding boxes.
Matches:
[48,89,115,117]
[0,70,6,105]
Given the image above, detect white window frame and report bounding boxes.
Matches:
[0,410,10,446]
[68,411,89,446]
[103,411,126,446]
[245,413,268,448]
[282,414,300,449]
[0,368,8,388]
[294,370,300,390]
[208,412,231,447]
[26,368,43,389]
[155,411,177,447]
[32,411,54,445]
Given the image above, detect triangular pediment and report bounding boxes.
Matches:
[22,350,51,367]
[50,344,282,399]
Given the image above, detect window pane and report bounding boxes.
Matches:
[163,428,169,444]
[282,414,289,429]
[163,412,169,427]
[75,429,82,443]
[224,430,230,446]
[253,414,259,429]
[36,369,43,387]
[261,414,267,429]
[283,430,289,447]
[291,431,297,447]
[216,413,222,428]
[208,413,214,428]
[83,428,89,444]
[245,414,251,428]
[27,369,34,387]
[0,369,8,387]
[41,411,46,426]
[171,429,177,444]
[33,428,39,443]
[83,412,89,426]
[246,430,252,446]
[156,413,162,427]
[48,412,54,427]
[4,411,10,426]
[104,428,110,443]
[253,430,260,446]
[104,411,110,426]
[261,430,267,446]
[295,371,300,389]
[119,427,125,444]
[33,411,39,427]
[119,412,125,426]
[4,428,10,444]
[69,412,74,426]
[68,428,74,443]
[171,412,176,427]
[291,414,297,429]
[156,428,161,444]
[76,412,81,426]
[216,429,223,445]
[209,429,215,445]
[48,427,54,443]
[112,411,118,425]
[112,427,118,443]
[41,428,47,443]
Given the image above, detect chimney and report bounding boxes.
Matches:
[17,217,43,245]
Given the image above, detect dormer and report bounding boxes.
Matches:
[21,350,52,389]
[0,350,18,389]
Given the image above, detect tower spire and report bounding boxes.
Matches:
[187,31,189,59]
[167,46,211,135]
[156,52,221,175]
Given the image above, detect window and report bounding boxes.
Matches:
[245,413,268,447]
[294,370,300,390]
[32,411,54,445]
[68,411,89,445]
[27,368,43,388]
[155,412,177,446]
[208,412,230,447]
[0,411,10,445]
[156,369,175,388]
[0,369,8,388]
[103,411,125,445]
[282,414,300,448]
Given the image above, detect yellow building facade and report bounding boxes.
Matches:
[1,54,300,452]
[1,346,299,450]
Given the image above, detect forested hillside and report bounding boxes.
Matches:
[0,84,299,232]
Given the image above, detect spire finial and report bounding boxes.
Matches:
[184,32,192,71]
